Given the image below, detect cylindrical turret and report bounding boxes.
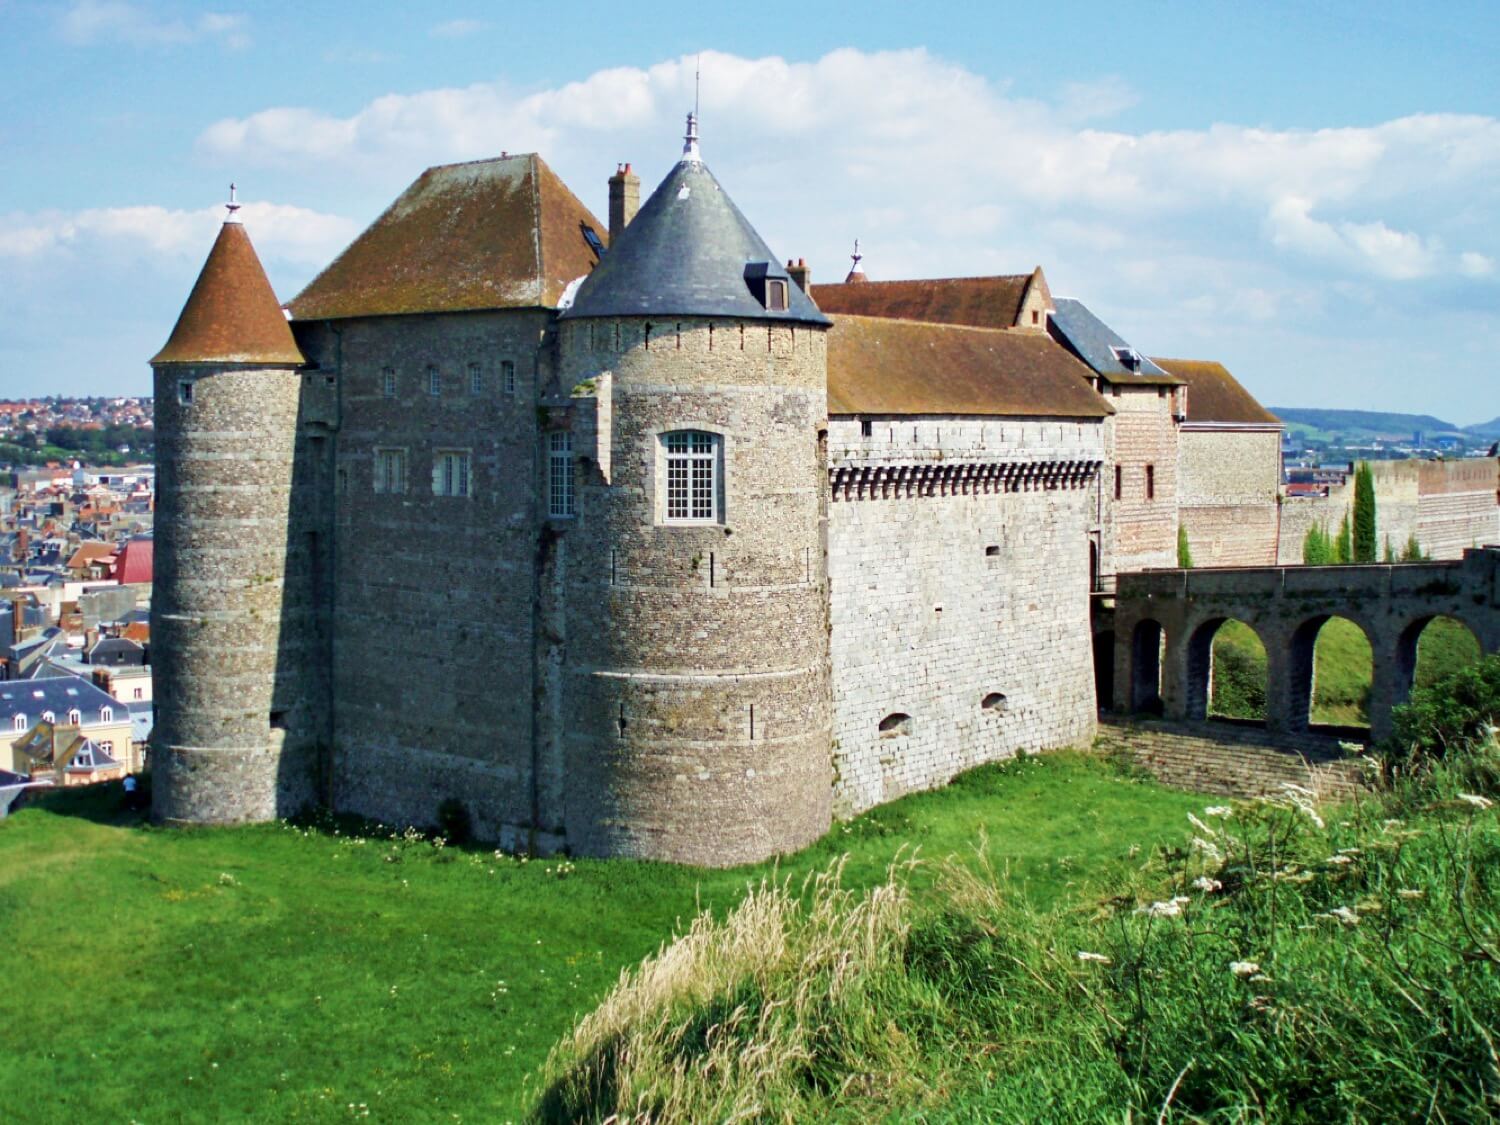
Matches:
[556,139,833,866]
[149,200,317,824]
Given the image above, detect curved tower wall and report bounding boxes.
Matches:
[557,316,831,866]
[151,362,319,823]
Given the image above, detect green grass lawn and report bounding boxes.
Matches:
[0,752,1202,1123]
[1211,615,1480,727]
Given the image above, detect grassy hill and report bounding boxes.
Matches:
[1467,415,1500,437]
[1270,406,1463,436]
[0,754,1202,1123]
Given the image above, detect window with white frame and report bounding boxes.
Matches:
[468,362,482,395]
[67,708,81,725]
[432,449,472,497]
[373,448,407,494]
[382,367,396,398]
[101,706,113,723]
[427,364,441,397]
[502,359,516,396]
[41,711,54,724]
[100,741,113,754]
[663,430,720,523]
[13,714,25,732]
[548,431,575,518]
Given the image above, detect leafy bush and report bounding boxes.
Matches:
[1385,653,1500,780]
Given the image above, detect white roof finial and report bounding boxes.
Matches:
[225,182,242,224]
[682,110,701,163]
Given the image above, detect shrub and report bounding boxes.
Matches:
[1176,524,1193,569]
[1384,653,1500,780]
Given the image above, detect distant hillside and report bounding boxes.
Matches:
[1271,407,1462,435]
[1466,416,1500,437]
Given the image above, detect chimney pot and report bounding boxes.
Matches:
[608,162,641,243]
[787,259,812,295]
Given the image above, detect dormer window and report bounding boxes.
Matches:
[1111,346,1141,372]
[743,262,792,312]
[766,279,788,312]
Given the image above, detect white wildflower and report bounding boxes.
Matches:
[1190,836,1224,861]
[1325,906,1360,926]
[1077,951,1112,964]
[1138,899,1184,918]
[1457,793,1494,811]
[1192,876,1223,893]
[1230,961,1261,976]
[1397,888,1424,899]
[1204,806,1233,817]
[1326,854,1354,866]
[1188,813,1217,836]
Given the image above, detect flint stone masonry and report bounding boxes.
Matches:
[1113,548,1500,741]
[827,415,1104,814]
[1096,716,1372,801]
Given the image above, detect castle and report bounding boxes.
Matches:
[149,119,1500,866]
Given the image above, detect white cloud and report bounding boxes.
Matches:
[429,18,485,38]
[60,1,250,49]
[0,201,356,268]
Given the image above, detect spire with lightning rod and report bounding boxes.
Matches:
[225,182,242,224]
[682,55,702,162]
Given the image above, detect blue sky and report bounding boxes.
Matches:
[2,0,1497,423]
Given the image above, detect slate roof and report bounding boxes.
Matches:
[1152,358,1281,426]
[151,221,307,366]
[814,273,1037,332]
[0,676,121,726]
[562,159,830,325]
[64,738,118,773]
[1047,298,1180,385]
[290,154,606,320]
[827,316,1113,419]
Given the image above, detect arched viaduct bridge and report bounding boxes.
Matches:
[1111,546,1500,742]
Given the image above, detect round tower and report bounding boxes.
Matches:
[555,118,833,866]
[149,191,315,824]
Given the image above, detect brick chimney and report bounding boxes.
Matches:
[10,594,25,647]
[787,258,811,295]
[608,163,640,243]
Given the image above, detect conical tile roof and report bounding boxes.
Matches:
[562,159,829,326]
[151,220,304,366]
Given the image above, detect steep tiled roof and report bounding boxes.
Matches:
[110,537,153,585]
[290,154,606,320]
[1048,298,1179,385]
[151,221,306,366]
[562,159,829,325]
[814,274,1034,331]
[827,316,1112,419]
[1153,358,1280,425]
[65,542,115,571]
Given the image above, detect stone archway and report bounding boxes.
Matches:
[1130,619,1165,713]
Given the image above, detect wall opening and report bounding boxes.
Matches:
[1289,615,1373,732]
[878,712,912,737]
[1189,618,1268,723]
[1398,615,1483,700]
[1129,619,1165,713]
[1093,628,1115,711]
[980,692,1007,711]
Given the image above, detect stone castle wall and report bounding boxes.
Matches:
[1100,385,1178,578]
[553,317,832,866]
[150,362,323,824]
[293,311,552,847]
[826,415,1104,814]
[1276,458,1497,564]
[1178,428,1281,566]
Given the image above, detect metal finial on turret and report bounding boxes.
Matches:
[845,239,867,283]
[851,239,862,271]
[225,182,242,224]
[682,111,701,163]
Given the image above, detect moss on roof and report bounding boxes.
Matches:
[814,274,1034,331]
[828,315,1112,419]
[289,153,606,321]
[151,222,305,366]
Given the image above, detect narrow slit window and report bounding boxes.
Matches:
[548,431,576,518]
[1146,464,1156,500]
[469,362,482,395]
[502,359,516,396]
[178,381,194,405]
[427,364,441,397]
[1114,466,1122,500]
[382,367,396,398]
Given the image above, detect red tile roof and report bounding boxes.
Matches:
[814,273,1037,332]
[1152,358,1280,425]
[152,222,306,366]
[828,316,1112,419]
[289,153,606,320]
[110,539,153,585]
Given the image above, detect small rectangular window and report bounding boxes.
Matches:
[374,448,407,494]
[468,362,482,395]
[766,279,788,312]
[432,449,471,497]
[382,368,396,398]
[502,360,516,396]
[860,419,873,438]
[427,365,441,397]
[548,431,575,518]
[1114,466,1122,501]
[178,381,194,405]
[1146,464,1156,500]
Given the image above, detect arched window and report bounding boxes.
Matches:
[41,711,54,724]
[100,706,113,723]
[13,714,26,732]
[878,712,912,737]
[68,708,81,726]
[981,692,1007,711]
[662,431,722,523]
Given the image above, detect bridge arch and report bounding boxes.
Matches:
[1287,613,1376,732]
[1129,618,1165,713]
[1185,616,1270,722]
[1395,614,1484,696]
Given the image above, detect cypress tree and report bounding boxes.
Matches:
[1177,523,1194,568]
[1303,523,1330,565]
[1335,512,1353,564]
[1384,536,1395,563]
[1353,461,1378,563]
[1401,533,1425,562]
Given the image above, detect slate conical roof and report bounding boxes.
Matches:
[562,158,830,326]
[151,219,305,366]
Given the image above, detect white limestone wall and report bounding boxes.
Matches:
[827,416,1104,814]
